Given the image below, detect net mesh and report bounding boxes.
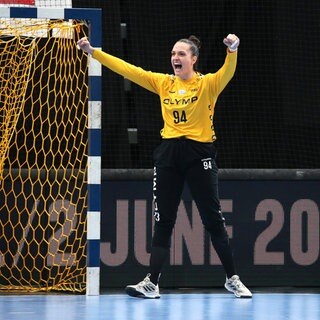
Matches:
[0,16,89,293]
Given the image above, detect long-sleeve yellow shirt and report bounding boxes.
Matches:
[92,49,237,142]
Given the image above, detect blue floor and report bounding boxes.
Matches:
[0,291,319,320]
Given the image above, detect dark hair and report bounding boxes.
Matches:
[178,35,201,56]
[178,35,201,70]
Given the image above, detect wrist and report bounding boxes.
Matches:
[227,47,238,53]
[88,46,94,55]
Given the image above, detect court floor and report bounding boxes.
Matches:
[1,289,319,320]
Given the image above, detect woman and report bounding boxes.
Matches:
[77,33,252,299]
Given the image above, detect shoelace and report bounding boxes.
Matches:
[230,277,244,289]
[137,276,153,288]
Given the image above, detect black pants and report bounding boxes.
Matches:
[151,138,235,278]
[152,138,225,245]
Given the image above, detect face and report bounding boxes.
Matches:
[171,42,197,80]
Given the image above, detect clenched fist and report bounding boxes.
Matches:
[77,37,94,55]
[223,34,240,52]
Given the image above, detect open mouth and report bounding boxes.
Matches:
[174,63,182,70]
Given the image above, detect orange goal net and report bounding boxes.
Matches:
[0,15,89,293]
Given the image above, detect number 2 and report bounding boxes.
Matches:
[46,199,78,266]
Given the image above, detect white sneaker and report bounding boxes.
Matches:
[125,274,160,299]
[224,275,252,298]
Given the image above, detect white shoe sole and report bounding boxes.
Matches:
[125,286,160,299]
[224,284,252,298]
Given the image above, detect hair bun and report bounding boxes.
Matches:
[188,35,201,50]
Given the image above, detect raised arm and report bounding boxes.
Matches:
[77,37,162,94]
[210,34,240,95]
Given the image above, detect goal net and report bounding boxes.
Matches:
[0,10,91,293]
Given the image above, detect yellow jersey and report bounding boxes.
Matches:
[92,49,237,142]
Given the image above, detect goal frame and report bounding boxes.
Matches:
[0,6,102,296]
